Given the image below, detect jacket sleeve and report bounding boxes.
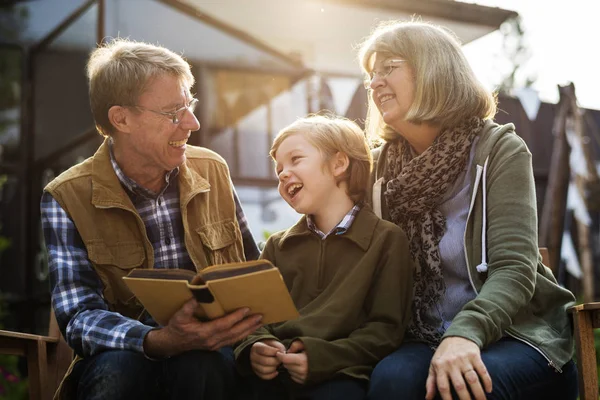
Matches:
[444,137,539,348]
[300,230,414,384]
[234,236,281,375]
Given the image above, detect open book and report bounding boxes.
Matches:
[123,260,299,326]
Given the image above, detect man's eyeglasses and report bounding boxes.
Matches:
[127,98,199,124]
[364,59,405,89]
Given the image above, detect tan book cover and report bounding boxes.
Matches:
[122,260,299,326]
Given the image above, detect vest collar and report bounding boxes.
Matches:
[91,139,212,208]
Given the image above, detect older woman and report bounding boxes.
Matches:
[359,21,578,400]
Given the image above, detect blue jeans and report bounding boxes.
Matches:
[240,373,367,400]
[368,338,578,400]
[69,347,237,400]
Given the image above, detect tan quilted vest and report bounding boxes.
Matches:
[45,139,245,399]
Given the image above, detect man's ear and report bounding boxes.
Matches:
[331,152,350,178]
[108,105,131,133]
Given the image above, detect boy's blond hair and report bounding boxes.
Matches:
[270,115,373,204]
[87,38,195,136]
[358,20,497,140]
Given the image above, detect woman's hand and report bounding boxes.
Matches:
[276,340,308,384]
[250,339,286,380]
[425,337,493,400]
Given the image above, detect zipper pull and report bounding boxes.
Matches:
[548,360,561,373]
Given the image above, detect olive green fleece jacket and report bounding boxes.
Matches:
[369,119,576,371]
[234,206,414,384]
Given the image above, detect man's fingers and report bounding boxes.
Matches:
[208,313,263,348]
[172,298,198,321]
[207,308,252,333]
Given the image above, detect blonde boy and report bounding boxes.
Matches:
[235,115,414,400]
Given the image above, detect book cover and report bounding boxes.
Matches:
[123,260,299,325]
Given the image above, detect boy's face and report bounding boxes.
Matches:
[274,133,338,215]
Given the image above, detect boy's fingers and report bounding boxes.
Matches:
[287,340,305,353]
[257,371,278,381]
[253,342,282,356]
[263,339,286,353]
[251,355,280,367]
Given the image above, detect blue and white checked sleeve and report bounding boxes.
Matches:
[41,192,153,358]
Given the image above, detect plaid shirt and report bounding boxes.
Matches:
[306,204,361,239]
[41,148,259,357]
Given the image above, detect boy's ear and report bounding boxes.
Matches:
[331,152,350,178]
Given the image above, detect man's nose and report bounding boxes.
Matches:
[181,109,201,131]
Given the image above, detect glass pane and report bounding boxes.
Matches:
[34,2,100,167]
[0,46,22,164]
[235,185,300,244]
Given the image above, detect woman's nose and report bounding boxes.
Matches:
[369,74,385,90]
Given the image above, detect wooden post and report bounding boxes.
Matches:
[539,86,570,272]
[565,85,598,302]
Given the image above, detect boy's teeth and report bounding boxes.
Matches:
[169,139,187,146]
[288,183,303,195]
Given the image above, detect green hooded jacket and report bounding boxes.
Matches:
[369,119,575,371]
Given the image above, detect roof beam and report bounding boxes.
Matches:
[321,0,517,28]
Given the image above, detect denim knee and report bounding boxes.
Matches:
[74,350,159,400]
[163,348,237,399]
[367,343,432,400]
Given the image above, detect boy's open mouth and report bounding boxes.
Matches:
[288,183,303,197]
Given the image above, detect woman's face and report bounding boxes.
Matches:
[368,53,416,131]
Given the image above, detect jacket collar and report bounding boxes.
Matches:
[277,205,379,251]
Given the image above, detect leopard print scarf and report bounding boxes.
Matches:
[384,117,484,346]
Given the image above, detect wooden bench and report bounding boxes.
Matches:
[0,310,73,400]
[569,302,600,400]
[0,250,597,399]
[539,247,598,400]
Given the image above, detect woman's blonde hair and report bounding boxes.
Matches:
[87,38,195,136]
[358,20,497,140]
[270,115,373,204]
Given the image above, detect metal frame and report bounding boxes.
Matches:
[6,0,364,333]
[6,0,315,333]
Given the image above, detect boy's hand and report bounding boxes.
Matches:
[277,340,308,384]
[250,339,286,380]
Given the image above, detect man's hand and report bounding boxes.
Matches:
[425,337,493,400]
[276,340,308,384]
[144,298,263,358]
[250,339,286,380]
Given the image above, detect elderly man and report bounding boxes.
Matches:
[41,39,262,399]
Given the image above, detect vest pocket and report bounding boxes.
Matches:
[196,219,240,265]
[87,241,146,312]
